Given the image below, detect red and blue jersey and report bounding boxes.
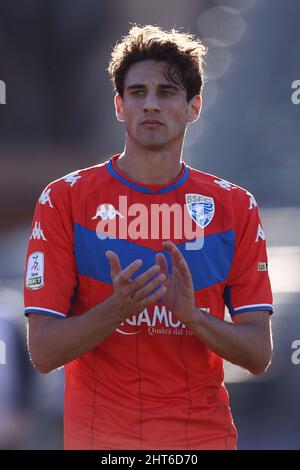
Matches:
[24,154,273,449]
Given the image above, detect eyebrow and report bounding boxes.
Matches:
[127,83,180,91]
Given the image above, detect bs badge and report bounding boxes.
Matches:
[185,194,215,229]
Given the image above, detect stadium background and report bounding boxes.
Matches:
[0,0,299,449]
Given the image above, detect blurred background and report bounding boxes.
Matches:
[0,0,299,450]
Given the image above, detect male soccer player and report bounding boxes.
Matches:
[25,25,273,450]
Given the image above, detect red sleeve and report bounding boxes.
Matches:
[24,181,77,319]
[224,190,273,318]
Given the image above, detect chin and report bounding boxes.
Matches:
[138,138,167,151]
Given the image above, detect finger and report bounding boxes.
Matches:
[133,272,166,301]
[118,258,143,283]
[162,241,186,268]
[155,252,169,278]
[127,264,161,294]
[140,284,167,309]
[105,250,122,279]
[162,241,193,286]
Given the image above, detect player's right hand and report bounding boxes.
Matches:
[105,250,167,320]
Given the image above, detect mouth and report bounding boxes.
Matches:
[140,120,163,128]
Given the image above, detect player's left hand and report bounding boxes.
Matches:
[156,240,196,324]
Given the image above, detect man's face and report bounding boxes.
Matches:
[115,60,201,151]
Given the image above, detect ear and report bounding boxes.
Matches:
[115,94,125,122]
[187,95,201,124]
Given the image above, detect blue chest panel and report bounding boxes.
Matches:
[74,224,235,291]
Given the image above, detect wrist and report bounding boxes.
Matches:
[185,307,208,328]
[104,295,126,323]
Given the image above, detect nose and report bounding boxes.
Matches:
[143,91,161,113]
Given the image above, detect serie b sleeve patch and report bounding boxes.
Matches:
[26,252,44,290]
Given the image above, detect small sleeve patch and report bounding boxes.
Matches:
[26,252,44,290]
[257,262,268,271]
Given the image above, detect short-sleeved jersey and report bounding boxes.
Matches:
[24,154,273,450]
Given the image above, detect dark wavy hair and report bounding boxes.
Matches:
[108,25,207,102]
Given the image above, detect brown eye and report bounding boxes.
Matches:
[131,90,144,96]
[160,89,174,96]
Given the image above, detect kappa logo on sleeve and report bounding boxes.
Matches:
[30,221,47,241]
[39,188,53,208]
[255,224,266,242]
[64,173,81,187]
[26,252,44,290]
[214,179,233,191]
[246,191,258,210]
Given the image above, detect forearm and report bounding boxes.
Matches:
[186,309,272,374]
[28,258,167,374]
[28,296,124,373]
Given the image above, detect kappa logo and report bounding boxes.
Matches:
[185,194,215,229]
[30,221,47,241]
[39,188,53,208]
[64,173,81,187]
[214,179,233,191]
[92,203,125,221]
[246,191,257,210]
[256,224,266,242]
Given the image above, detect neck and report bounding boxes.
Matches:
[116,138,184,185]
